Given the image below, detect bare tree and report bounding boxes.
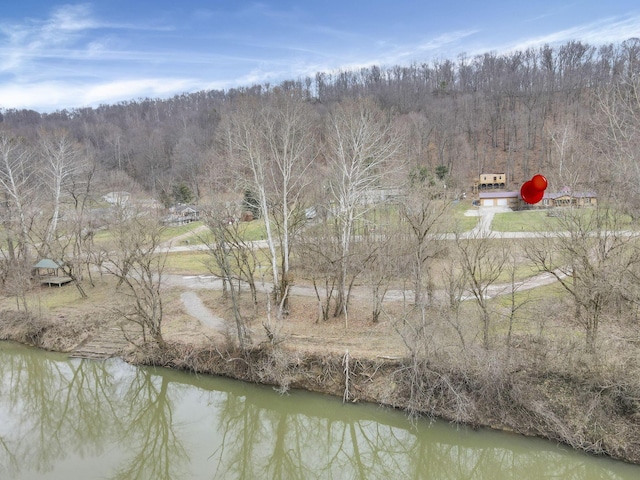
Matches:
[525,203,640,353]
[455,231,509,349]
[362,227,399,323]
[0,132,38,310]
[38,129,85,248]
[596,74,640,218]
[263,92,317,305]
[202,206,254,348]
[441,255,469,350]
[399,180,451,306]
[104,214,168,346]
[325,97,404,327]
[0,131,37,261]
[296,217,341,323]
[220,90,316,313]
[43,154,99,299]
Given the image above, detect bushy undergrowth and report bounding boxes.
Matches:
[124,333,640,465]
[0,309,101,351]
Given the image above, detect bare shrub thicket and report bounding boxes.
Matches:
[201,205,254,348]
[103,214,168,346]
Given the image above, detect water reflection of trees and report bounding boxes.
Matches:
[0,346,187,480]
[207,389,637,480]
[110,369,188,480]
[1,344,639,480]
[0,348,120,476]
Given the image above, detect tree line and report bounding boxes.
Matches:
[0,38,638,199]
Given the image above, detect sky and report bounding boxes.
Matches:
[0,0,639,113]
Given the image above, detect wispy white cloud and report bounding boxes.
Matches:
[0,4,98,70]
[82,78,198,104]
[0,3,172,73]
[415,30,480,54]
[507,14,640,52]
[48,3,98,32]
[0,77,199,111]
[309,29,479,74]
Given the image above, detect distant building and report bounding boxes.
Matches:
[478,191,519,208]
[542,188,598,208]
[162,205,200,225]
[102,191,131,206]
[478,187,597,210]
[477,173,506,190]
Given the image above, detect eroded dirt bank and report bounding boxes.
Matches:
[2,309,639,466]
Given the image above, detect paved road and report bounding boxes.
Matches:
[165,207,598,329]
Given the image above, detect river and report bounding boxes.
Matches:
[1,341,639,479]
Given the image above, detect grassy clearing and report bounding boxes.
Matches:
[492,210,557,232]
[492,206,640,232]
[306,200,479,237]
[160,221,205,242]
[149,200,479,249]
[0,277,116,316]
[238,220,268,241]
[164,247,275,279]
[164,252,212,275]
[446,200,479,232]
[90,229,114,247]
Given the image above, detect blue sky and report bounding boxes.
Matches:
[1,1,639,112]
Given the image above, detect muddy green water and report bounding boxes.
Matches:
[1,342,639,479]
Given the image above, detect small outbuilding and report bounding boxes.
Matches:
[32,259,72,286]
[478,191,520,208]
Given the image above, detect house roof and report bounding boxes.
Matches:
[479,190,597,201]
[174,204,199,213]
[33,259,61,269]
[544,191,597,199]
[479,191,519,199]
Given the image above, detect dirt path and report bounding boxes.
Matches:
[167,266,567,309]
[168,210,570,330]
[180,291,226,331]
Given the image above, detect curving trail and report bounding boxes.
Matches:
[180,291,226,330]
[168,207,578,329]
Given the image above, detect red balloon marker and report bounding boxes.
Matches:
[531,174,547,191]
[520,174,547,204]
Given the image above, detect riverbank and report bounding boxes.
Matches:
[1,290,640,467]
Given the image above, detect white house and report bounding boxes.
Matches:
[102,191,131,206]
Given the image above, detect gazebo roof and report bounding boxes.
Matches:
[33,259,61,269]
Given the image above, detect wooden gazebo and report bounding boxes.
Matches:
[33,259,72,286]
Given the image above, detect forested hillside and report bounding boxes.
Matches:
[2,39,639,206]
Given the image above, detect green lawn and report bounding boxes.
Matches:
[491,210,557,232]
[160,221,205,242]
[447,200,479,232]
[355,199,479,234]
[164,251,212,274]
[492,207,639,232]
